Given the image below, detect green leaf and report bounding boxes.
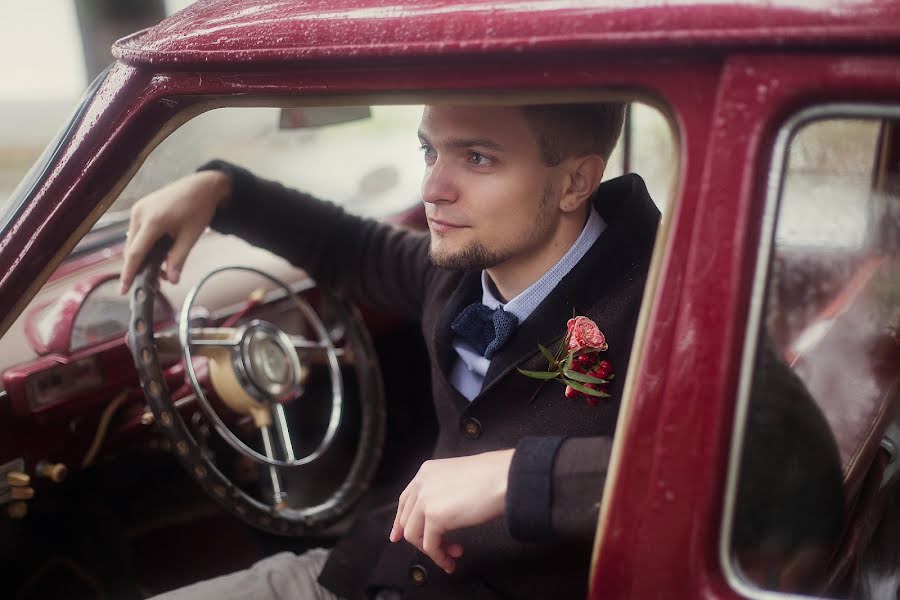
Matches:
[556,334,571,361]
[563,369,607,385]
[537,344,557,364]
[563,378,608,398]
[517,368,561,380]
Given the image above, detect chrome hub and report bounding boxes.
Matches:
[236,320,302,403]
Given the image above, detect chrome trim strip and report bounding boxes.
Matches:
[719,103,900,600]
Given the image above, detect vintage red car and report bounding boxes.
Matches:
[0,1,898,598]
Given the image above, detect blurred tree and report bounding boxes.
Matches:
[74,0,165,79]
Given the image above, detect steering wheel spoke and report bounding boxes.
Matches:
[272,404,297,463]
[189,326,242,348]
[289,334,354,365]
[259,424,289,507]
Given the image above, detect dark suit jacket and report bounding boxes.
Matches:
[208,162,660,599]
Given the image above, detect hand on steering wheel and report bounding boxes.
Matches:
[127,237,385,534]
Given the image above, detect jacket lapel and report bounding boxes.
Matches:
[478,228,617,395]
[433,269,482,386]
[478,173,659,398]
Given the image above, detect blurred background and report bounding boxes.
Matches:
[0,0,677,221]
[1,0,196,203]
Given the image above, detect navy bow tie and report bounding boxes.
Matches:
[451,303,519,359]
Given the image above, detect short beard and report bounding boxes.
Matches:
[429,240,506,271]
[427,182,557,272]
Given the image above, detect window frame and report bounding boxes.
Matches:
[719,102,900,600]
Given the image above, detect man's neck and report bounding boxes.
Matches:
[486,207,590,302]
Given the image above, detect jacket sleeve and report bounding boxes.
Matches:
[200,160,433,321]
[506,436,613,542]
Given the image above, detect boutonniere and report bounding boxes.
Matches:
[518,316,614,406]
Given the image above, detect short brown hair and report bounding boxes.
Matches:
[521,103,626,166]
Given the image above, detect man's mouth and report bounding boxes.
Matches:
[428,218,467,234]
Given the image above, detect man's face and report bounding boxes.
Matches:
[418,105,562,271]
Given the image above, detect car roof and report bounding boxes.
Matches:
[113,0,900,68]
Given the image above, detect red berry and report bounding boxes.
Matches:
[565,385,577,399]
[595,360,613,379]
[585,396,600,407]
[575,353,594,368]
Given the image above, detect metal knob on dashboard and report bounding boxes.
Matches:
[5,471,30,487]
[36,461,68,483]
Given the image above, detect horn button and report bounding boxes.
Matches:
[237,321,303,402]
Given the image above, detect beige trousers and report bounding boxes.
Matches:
[151,549,342,600]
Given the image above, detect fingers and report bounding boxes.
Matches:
[119,172,226,294]
[164,227,202,285]
[120,217,202,293]
[119,215,140,294]
[390,482,462,575]
[120,217,161,295]
[390,487,410,542]
[403,505,425,550]
[390,479,420,542]
[423,521,454,574]
[446,543,464,559]
[394,485,417,541]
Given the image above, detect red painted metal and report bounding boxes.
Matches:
[592,53,900,599]
[113,0,900,67]
[1,0,899,597]
[0,334,195,472]
[0,335,146,474]
[23,271,175,354]
[23,272,117,354]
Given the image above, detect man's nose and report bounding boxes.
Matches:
[421,160,458,205]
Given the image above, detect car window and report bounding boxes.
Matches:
[105,101,677,225]
[0,99,678,374]
[108,106,425,222]
[725,111,900,598]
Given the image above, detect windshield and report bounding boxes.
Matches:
[107,105,427,223]
[0,67,109,236]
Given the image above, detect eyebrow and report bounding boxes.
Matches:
[418,130,505,152]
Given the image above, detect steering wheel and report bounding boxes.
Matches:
[127,238,385,535]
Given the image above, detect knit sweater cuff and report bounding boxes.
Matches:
[506,436,565,541]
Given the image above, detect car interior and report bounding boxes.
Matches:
[0,99,677,599]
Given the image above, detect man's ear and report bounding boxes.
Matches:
[558,154,606,214]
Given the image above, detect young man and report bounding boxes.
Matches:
[120,103,660,599]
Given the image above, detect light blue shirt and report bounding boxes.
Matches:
[450,208,606,400]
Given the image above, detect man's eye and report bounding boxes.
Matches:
[419,144,436,162]
[468,152,490,166]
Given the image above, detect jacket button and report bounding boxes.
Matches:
[409,563,428,586]
[460,417,482,439]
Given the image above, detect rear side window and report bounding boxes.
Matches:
[725,109,900,598]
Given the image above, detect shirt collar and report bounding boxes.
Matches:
[481,207,606,322]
